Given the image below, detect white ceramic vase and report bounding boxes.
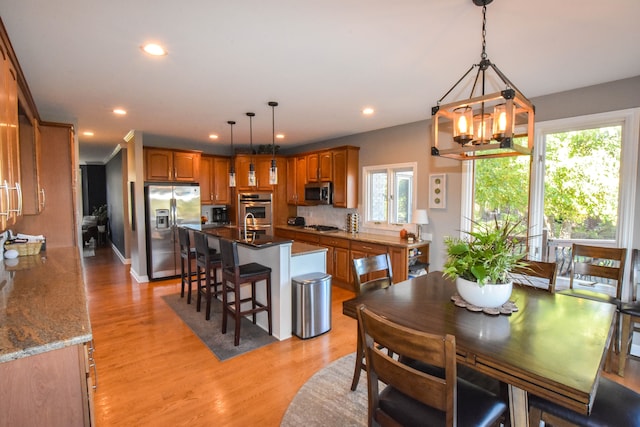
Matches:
[456,277,512,308]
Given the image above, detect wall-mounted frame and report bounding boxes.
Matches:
[429,174,446,209]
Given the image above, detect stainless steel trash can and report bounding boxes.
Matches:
[292,272,332,339]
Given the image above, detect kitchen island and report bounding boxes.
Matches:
[187,225,327,341]
[0,247,94,426]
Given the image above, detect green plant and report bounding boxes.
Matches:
[92,204,108,225]
[443,218,528,285]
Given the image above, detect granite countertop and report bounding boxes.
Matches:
[186,224,293,248]
[275,225,430,248]
[0,247,92,363]
[291,241,328,256]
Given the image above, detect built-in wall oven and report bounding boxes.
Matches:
[238,192,273,235]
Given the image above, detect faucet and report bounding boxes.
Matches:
[243,213,256,241]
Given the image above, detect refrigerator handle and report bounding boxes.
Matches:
[171,198,177,241]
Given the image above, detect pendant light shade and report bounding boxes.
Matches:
[246,112,256,187]
[227,120,236,187]
[268,101,278,185]
[431,0,534,160]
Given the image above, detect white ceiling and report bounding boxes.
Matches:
[2,0,639,164]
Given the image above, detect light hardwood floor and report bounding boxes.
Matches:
[83,246,640,426]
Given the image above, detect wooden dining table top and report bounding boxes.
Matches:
[342,271,617,416]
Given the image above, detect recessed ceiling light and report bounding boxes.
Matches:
[276,133,285,140]
[209,134,219,140]
[113,108,127,115]
[142,43,167,56]
[83,131,94,137]
[362,107,375,115]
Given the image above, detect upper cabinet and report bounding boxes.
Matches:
[200,155,231,205]
[307,151,332,183]
[331,146,359,208]
[19,114,44,215]
[0,39,21,231]
[287,155,307,205]
[234,154,274,191]
[144,148,201,182]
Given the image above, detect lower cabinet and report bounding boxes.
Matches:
[320,235,351,289]
[0,343,95,426]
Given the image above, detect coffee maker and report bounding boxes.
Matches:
[207,205,229,225]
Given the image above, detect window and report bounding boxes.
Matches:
[462,109,639,289]
[363,162,417,229]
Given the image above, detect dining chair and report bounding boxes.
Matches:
[510,259,558,293]
[558,243,626,306]
[178,227,198,304]
[193,231,222,320]
[219,238,272,346]
[558,244,627,372]
[350,253,393,391]
[618,248,640,376]
[528,376,640,426]
[356,305,507,427]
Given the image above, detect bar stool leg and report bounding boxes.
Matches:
[266,277,272,335]
[234,282,242,346]
[251,281,257,324]
[222,279,229,334]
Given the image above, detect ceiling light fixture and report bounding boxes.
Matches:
[209,134,219,140]
[227,121,236,187]
[113,108,127,115]
[83,131,94,137]
[142,43,167,56]
[362,107,375,115]
[246,112,256,187]
[268,101,279,185]
[431,0,534,160]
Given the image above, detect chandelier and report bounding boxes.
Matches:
[431,0,535,160]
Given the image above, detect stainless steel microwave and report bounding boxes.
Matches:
[304,182,332,205]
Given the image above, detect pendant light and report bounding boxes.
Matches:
[227,120,236,187]
[268,101,279,185]
[430,0,534,160]
[246,112,256,187]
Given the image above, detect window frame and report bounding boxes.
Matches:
[363,161,418,231]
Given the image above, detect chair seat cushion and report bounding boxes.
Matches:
[558,289,621,309]
[224,263,271,278]
[379,377,506,427]
[529,377,640,426]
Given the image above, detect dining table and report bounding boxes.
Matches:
[342,271,617,427]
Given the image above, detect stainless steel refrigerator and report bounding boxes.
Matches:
[145,183,201,279]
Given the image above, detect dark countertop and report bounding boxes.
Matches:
[275,225,430,249]
[0,247,92,363]
[184,224,292,248]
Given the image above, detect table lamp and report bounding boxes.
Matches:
[413,209,429,241]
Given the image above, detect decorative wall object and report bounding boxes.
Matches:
[429,174,446,209]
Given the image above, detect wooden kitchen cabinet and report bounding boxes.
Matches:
[306,151,332,183]
[200,155,231,205]
[320,235,351,289]
[144,148,201,182]
[235,154,274,191]
[286,155,307,205]
[0,343,95,426]
[19,115,45,215]
[0,39,21,231]
[331,146,359,208]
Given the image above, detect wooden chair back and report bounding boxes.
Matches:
[356,305,457,426]
[352,253,393,295]
[511,259,558,293]
[570,244,627,299]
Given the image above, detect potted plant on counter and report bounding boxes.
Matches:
[443,217,528,308]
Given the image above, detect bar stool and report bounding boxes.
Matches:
[219,238,272,346]
[178,227,197,304]
[193,231,222,320]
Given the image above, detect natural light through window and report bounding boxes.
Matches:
[364,162,416,228]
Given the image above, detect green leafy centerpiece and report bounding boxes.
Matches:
[443,218,527,308]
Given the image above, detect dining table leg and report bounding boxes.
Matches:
[508,385,530,427]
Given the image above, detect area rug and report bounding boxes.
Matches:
[162,292,277,361]
[281,353,369,426]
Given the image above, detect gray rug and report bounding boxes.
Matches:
[162,292,277,361]
[281,353,368,426]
